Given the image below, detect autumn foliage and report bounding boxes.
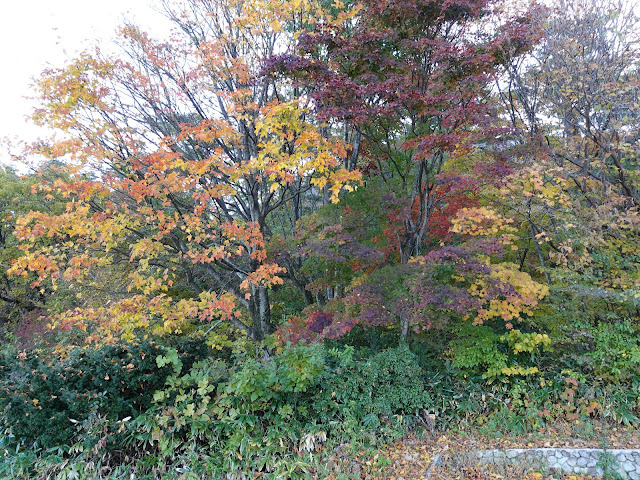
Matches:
[1,0,640,475]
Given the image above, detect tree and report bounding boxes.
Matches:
[270,0,542,263]
[0,167,47,325]
[10,0,358,343]
[0,164,95,348]
[497,0,640,203]
[540,0,640,207]
[493,0,640,293]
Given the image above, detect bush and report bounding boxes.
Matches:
[586,319,640,383]
[315,344,431,428]
[0,335,211,448]
[129,342,325,477]
[128,343,433,477]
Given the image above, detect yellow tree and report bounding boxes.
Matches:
[10,0,358,343]
[492,0,640,292]
[539,0,640,207]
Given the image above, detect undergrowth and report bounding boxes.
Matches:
[0,330,638,479]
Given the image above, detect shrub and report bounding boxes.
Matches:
[0,335,211,448]
[315,344,432,429]
[129,342,325,478]
[586,319,640,383]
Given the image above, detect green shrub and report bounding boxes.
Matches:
[0,336,211,448]
[586,319,640,383]
[129,343,325,478]
[129,343,431,477]
[315,344,431,428]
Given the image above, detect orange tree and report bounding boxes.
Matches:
[0,165,72,327]
[9,0,359,343]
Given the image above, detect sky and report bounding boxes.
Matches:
[0,0,170,167]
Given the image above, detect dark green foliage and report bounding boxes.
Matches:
[316,345,431,428]
[1,337,640,478]
[324,323,401,353]
[123,343,431,477]
[584,318,640,383]
[128,343,326,478]
[0,336,211,448]
[533,288,640,386]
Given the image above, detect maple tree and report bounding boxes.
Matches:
[269,0,543,263]
[0,165,76,326]
[0,167,43,321]
[278,205,550,363]
[265,0,552,349]
[9,0,359,343]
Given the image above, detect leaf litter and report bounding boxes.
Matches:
[319,420,640,480]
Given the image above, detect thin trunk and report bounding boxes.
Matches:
[400,315,410,343]
[349,128,361,171]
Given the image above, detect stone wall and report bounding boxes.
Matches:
[477,448,640,480]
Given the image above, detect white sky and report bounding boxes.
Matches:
[0,0,170,168]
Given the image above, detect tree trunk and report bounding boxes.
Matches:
[250,286,272,342]
[400,315,410,343]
